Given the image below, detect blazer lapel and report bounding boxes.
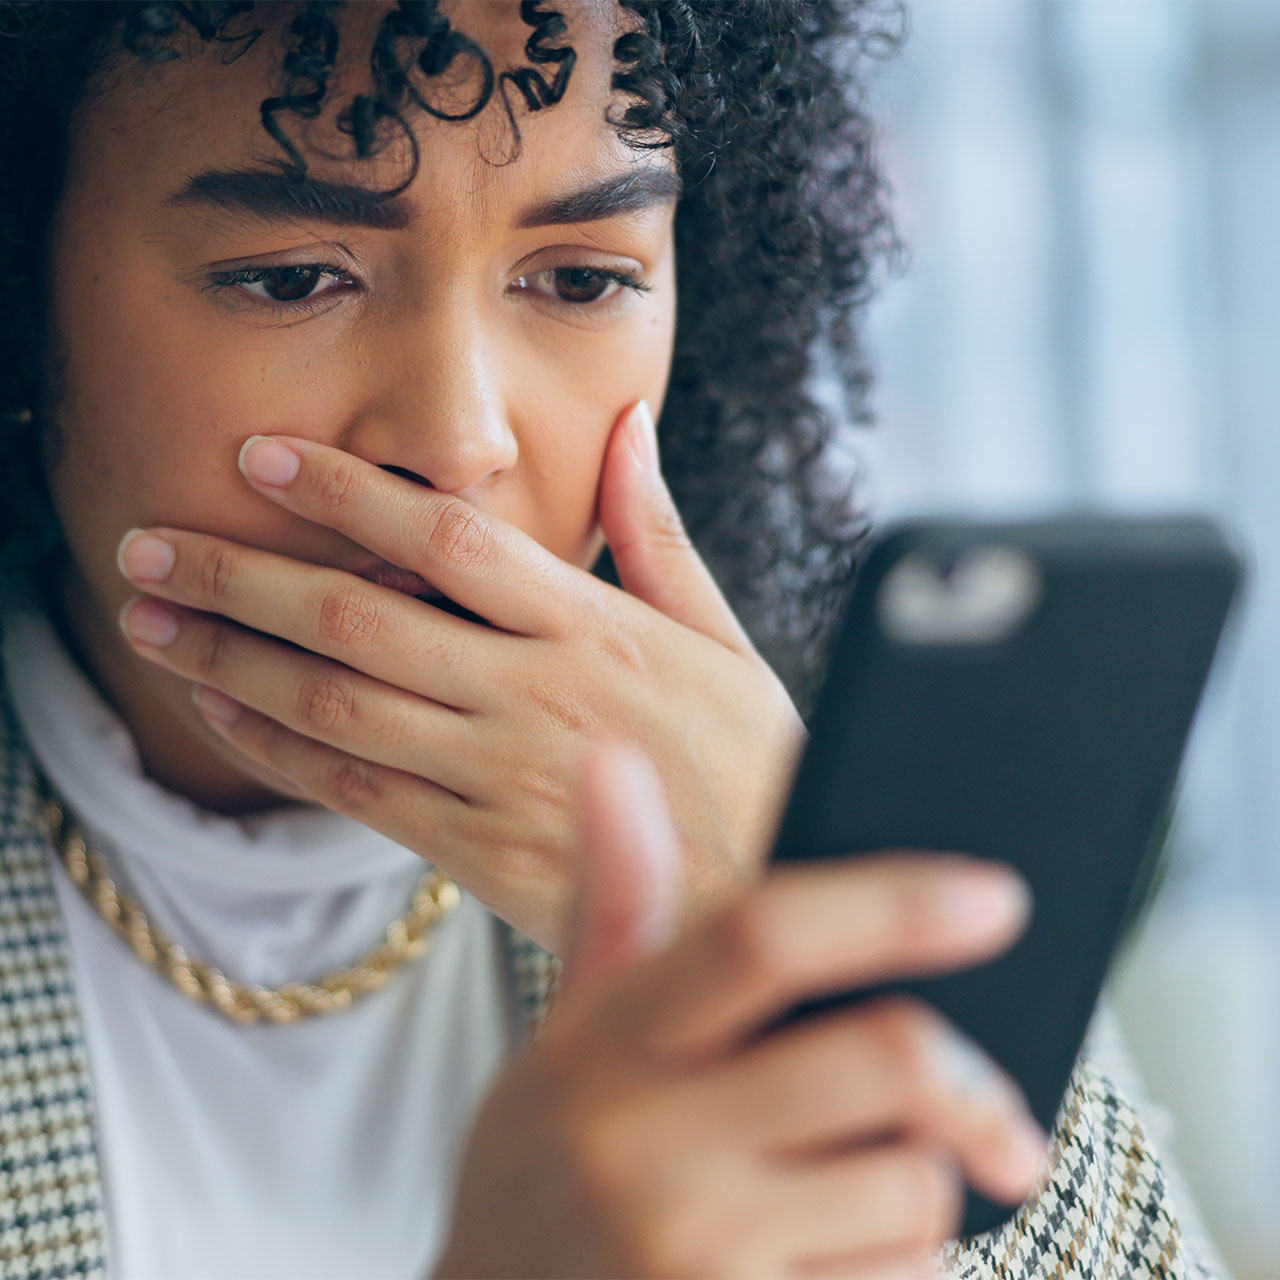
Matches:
[499,920,561,1036]
[0,693,109,1280]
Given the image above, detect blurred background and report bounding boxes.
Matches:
[858,1,1280,1274]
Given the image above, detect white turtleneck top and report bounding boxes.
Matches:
[1,605,516,1280]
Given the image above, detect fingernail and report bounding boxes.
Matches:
[119,597,179,647]
[628,400,659,472]
[943,864,1032,936]
[117,529,175,583]
[239,436,300,487]
[192,684,241,724]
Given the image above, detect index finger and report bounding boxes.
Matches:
[595,853,1032,1064]
[238,434,577,636]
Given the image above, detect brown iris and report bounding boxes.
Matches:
[552,267,613,303]
[256,265,326,302]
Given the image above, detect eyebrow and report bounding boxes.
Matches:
[515,168,681,228]
[168,166,682,232]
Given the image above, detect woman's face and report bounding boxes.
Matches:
[41,1,677,812]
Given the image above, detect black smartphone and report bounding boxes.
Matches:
[767,515,1242,1238]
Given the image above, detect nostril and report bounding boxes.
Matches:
[381,465,434,488]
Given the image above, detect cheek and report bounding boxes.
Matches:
[510,300,674,566]
[45,336,260,606]
[46,239,218,538]
[44,241,342,584]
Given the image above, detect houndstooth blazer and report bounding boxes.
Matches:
[0,688,1223,1280]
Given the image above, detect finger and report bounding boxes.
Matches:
[190,689,471,851]
[596,400,754,654]
[235,435,579,636]
[192,690,460,815]
[748,1142,961,1274]
[190,691,566,946]
[794,1244,945,1280]
[597,853,1032,1062]
[685,997,1049,1205]
[118,596,482,799]
[117,527,502,711]
[559,742,683,999]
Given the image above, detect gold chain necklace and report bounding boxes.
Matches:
[33,768,461,1025]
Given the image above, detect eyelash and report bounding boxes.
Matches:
[512,267,653,309]
[203,262,653,314]
[202,264,356,315]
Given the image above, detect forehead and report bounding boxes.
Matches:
[75,0,652,222]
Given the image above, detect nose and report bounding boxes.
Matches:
[343,308,518,498]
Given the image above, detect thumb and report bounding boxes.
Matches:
[559,740,683,1002]
[598,400,753,653]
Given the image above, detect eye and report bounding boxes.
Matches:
[205,263,354,305]
[513,266,650,306]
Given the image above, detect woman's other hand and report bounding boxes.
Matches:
[115,404,805,954]
[432,743,1049,1280]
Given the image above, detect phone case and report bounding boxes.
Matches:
[769,515,1242,1238]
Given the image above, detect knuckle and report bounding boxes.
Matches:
[526,676,594,736]
[714,891,791,992]
[475,831,559,915]
[869,998,948,1113]
[872,998,1017,1137]
[884,878,942,956]
[317,581,383,648]
[587,610,650,677]
[895,1146,963,1241]
[240,715,285,770]
[193,543,237,601]
[322,753,379,811]
[508,760,573,812]
[422,499,493,574]
[861,858,953,960]
[316,459,363,515]
[479,832,538,882]
[647,499,694,554]
[296,671,356,734]
[192,622,233,680]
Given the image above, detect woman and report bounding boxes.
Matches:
[0,1,1218,1276]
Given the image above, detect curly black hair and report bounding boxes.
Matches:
[0,0,903,713]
